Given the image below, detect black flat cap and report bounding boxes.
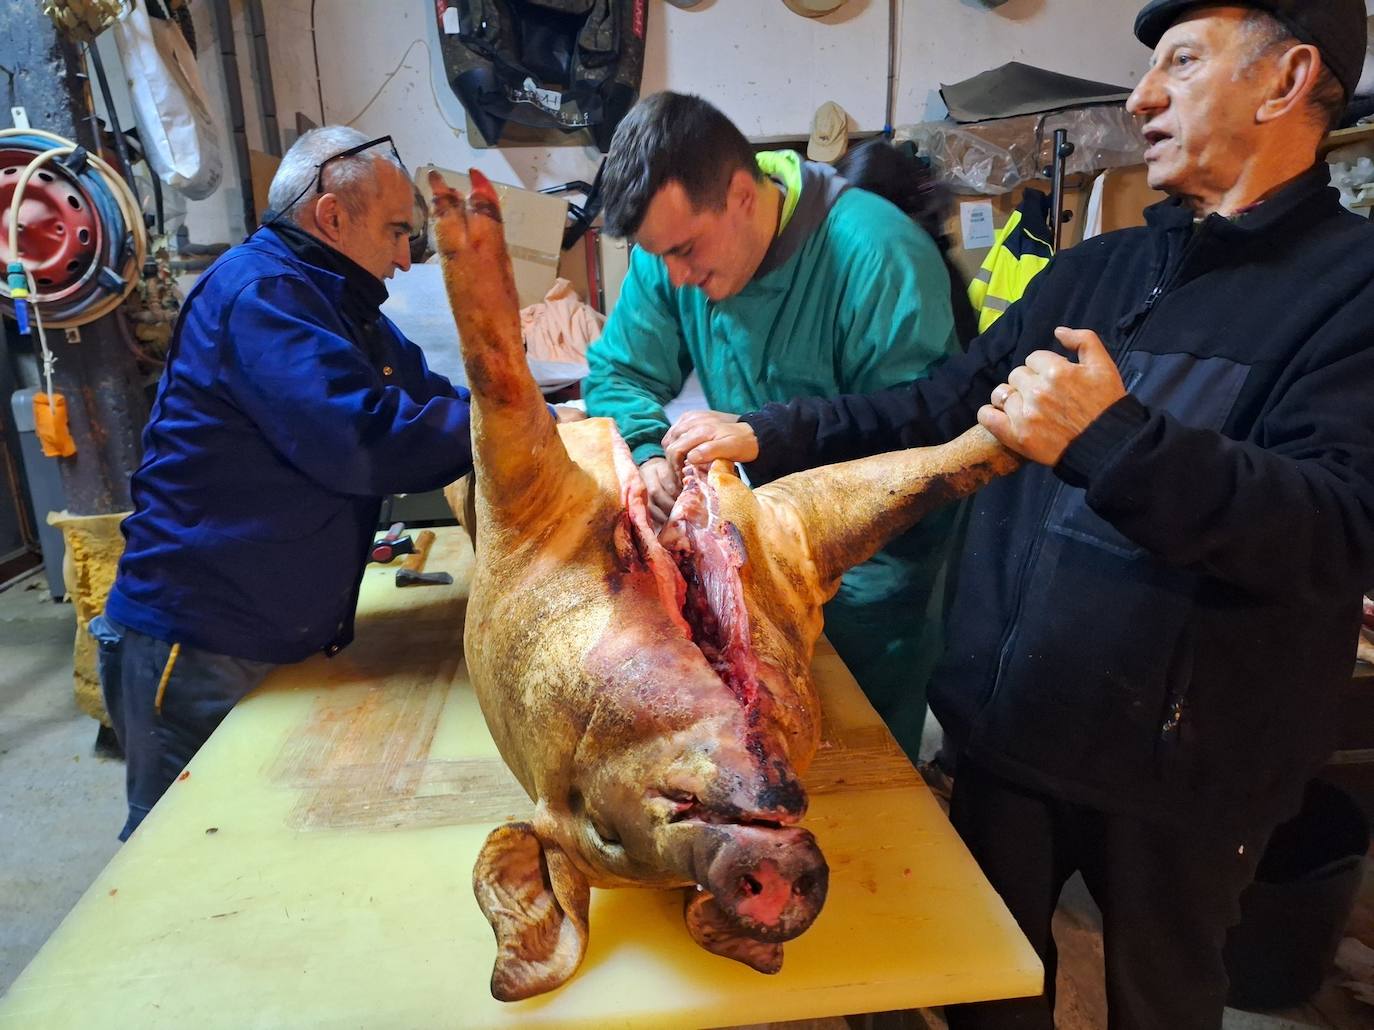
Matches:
[1134,0,1368,98]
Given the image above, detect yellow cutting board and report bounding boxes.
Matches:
[0,529,1040,1029]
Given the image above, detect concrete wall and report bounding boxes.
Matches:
[258,0,1155,196]
[96,0,1374,241]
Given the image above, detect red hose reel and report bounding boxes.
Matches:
[0,146,104,304]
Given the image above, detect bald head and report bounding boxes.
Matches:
[268,126,405,224]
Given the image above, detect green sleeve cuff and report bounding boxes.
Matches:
[631,442,666,465]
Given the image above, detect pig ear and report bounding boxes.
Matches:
[473,821,591,1001]
[684,890,784,974]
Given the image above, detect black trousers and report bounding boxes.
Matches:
[944,757,1270,1030]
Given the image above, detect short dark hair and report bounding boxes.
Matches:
[1242,11,1347,133]
[600,92,762,239]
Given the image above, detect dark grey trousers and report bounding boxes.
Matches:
[944,756,1270,1030]
[91,614,274,840]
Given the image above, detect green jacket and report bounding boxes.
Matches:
[585,152,959,464]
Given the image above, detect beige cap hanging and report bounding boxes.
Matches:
[807,101,850,163]
[781,0,850,17]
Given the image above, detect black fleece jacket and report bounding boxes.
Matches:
[743,165,1374,831]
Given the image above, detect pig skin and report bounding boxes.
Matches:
[429,168,1020,1000]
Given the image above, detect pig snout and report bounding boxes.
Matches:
[693,825,828,942]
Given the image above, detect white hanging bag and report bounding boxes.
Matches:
[111,0,223,199]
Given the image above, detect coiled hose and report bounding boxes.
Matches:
[2,127,146,329]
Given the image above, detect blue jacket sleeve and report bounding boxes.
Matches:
[221,274,474,496]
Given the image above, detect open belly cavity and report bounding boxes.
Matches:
[659,467,761,709]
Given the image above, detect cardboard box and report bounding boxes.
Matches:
[598,233,631,313]
[943,165,1165,282]
[1093,165,1166,235]
[249,149,281,227]
[416,164,569,308]
[943,182,1087,283]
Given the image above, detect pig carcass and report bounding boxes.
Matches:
[429,169,1019,1001]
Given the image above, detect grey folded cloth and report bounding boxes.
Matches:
[940,61,1132,123]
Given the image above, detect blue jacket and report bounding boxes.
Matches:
[107,226,473,663]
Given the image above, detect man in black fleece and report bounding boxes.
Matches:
[663,1,1374,1026]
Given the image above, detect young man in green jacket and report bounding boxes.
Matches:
[584,92,960,759]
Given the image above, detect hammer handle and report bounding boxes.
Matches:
[401,530,436,574]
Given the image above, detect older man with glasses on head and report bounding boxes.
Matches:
[91,126,477,841]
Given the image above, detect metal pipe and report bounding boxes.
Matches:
[85,43,140,202]
[244,0,281,156]
[310,0,326,125]
[885,0,898,136]
[88,40,163,241]
[146,148,165,235]
[1049,128,1075,251]
[211,0,258,231]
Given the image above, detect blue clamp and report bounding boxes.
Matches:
[96,266,126,293]
[7,262,31,335]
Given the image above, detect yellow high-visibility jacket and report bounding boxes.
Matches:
[968,189,1054,334]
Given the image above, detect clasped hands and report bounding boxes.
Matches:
[975,327,1126,466]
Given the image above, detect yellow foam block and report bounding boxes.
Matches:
[46,509,130,725]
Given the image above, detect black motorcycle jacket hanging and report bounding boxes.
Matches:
[436,0,648,153]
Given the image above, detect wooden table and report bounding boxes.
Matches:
[0,529,1040,1029]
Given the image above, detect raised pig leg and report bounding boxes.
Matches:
[429,169,577,522]
[758,426,1022,600]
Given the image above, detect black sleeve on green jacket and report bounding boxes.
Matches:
[739,264,1043,485]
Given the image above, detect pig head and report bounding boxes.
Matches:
[429,170,1020,1001]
